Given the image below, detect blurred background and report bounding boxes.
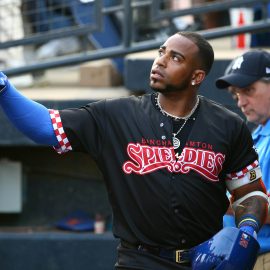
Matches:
[0,0,269,269]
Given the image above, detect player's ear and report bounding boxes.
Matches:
[192,70,205,85]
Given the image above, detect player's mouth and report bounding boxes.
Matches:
[150,69,165,81]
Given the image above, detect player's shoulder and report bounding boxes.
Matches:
[199,95,243,122]
[103,93,151,108]
[85,94,151,117]
[105,93,150,103]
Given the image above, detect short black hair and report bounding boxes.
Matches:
[177,31,214,75]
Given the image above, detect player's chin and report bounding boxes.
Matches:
[149,79,165,91]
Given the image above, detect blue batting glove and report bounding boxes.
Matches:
[239,225,257,239]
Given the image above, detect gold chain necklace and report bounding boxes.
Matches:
[156,94,199,149]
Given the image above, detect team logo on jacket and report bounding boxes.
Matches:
[123,143,225,181]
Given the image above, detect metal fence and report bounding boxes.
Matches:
[0,0,270,77]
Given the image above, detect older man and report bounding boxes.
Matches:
[216,49,270,270]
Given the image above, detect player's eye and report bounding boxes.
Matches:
[158,49,164,56]
[172,55,180,62]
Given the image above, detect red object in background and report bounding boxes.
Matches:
[237,11,245,48]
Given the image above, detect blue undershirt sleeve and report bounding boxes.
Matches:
[0,72,59,146]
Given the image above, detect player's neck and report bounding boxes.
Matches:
[157,93,199,119]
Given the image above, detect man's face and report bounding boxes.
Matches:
[149,34,200,93]
[229,80,270,125]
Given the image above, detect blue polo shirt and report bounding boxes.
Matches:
[252,119,270,254]
[252,119,270,193]
[224,119,270,254]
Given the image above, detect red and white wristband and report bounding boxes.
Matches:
[49,109,72,154]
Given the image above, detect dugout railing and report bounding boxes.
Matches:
[1,0,270,77]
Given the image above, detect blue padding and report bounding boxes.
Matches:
[72,1,124,74]
[0,74,59,146]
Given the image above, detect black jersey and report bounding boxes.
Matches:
[50,94,258,249]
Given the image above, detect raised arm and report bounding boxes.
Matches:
[0,72,59,146]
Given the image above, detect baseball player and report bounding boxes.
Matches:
[0,32,269,270]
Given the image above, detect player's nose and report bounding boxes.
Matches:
[155,54,167,67]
